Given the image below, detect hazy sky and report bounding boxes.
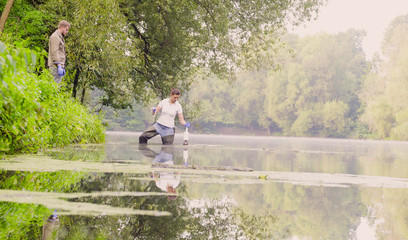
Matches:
[291,0,408,59]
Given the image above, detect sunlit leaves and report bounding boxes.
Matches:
[0,43,105,155]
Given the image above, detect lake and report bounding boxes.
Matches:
[1,131,408,239]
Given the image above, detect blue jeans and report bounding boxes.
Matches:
[139,123,175,145]
[49,66,62,84]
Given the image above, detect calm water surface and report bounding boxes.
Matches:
[1,131,408,239]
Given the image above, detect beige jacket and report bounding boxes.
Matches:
[48,30,66,67]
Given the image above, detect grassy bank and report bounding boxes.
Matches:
[0,42,105,156]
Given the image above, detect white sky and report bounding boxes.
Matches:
[291,0,408,59]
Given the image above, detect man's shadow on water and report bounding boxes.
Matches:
[138,145,183,200]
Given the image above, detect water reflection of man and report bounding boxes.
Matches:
[42,211,60,240]
[139,145,181,200]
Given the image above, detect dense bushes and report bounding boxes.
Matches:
[0,0,55,50]
[0,42,105,155]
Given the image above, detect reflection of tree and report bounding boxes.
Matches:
[259,184,365,239]
[58,172,187,239]
[0,202,46,239]
[58,192,283,239]
[181,196,243,239]
[187,179,367,239]
[54,172,284,239]
[0,170,86,239]
[234,208,290,239]
[361,188,408,239]
[4,139,407,239]
[358,145,408,238]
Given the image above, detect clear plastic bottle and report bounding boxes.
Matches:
[183,128,189,145]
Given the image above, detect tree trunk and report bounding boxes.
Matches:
[72,67,80,98]
[0,0,15,34]
[80,87,86,104]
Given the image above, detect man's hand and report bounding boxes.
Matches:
[57,65,65,76]
[184,122,191,128]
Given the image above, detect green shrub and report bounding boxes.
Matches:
[0,42,105,155]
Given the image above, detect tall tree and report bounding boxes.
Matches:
[0,0,54,49]
[118,0,326,99]
[34,0,326,108]
[360,14,408,140]
[41,0,141,108]
[0,0,14,33]
[264,31,367,137]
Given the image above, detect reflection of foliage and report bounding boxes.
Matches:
[181,196,243,239]
[60,173,190,239]
[0,170,87,239]
[44,145,106,162]
[0,202,47,240]
[234,209,289,239]
[0,170,85,192]
[54,172,266,239]
[4,137,407,239]
[58,193,247,239]
[261,184,366,239]
[54,171,284,240]
[361,188,408,239]
[187,179,367,239]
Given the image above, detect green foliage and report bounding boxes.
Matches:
[34,0,326,107]
[263,31,366,137]
[290,110,315,136]
[188,30,367,138]
[102,103,149,131]
[0,0,55,50]
[40,0,140,107]
[361,100,395,139]
[118,0,325,98]
[5,0,408,141]
[318,101,349,137]
[359,14,408,140]
[187,70,270,133]
[0,42,105,155]
[391,110,408,140]
[290,101,349,137]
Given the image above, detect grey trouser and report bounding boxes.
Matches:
[139,126,175,145]
[49,66,62,84]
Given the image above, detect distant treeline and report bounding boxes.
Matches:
[106,14,408,140]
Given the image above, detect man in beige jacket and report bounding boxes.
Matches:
[48,20,70,84]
